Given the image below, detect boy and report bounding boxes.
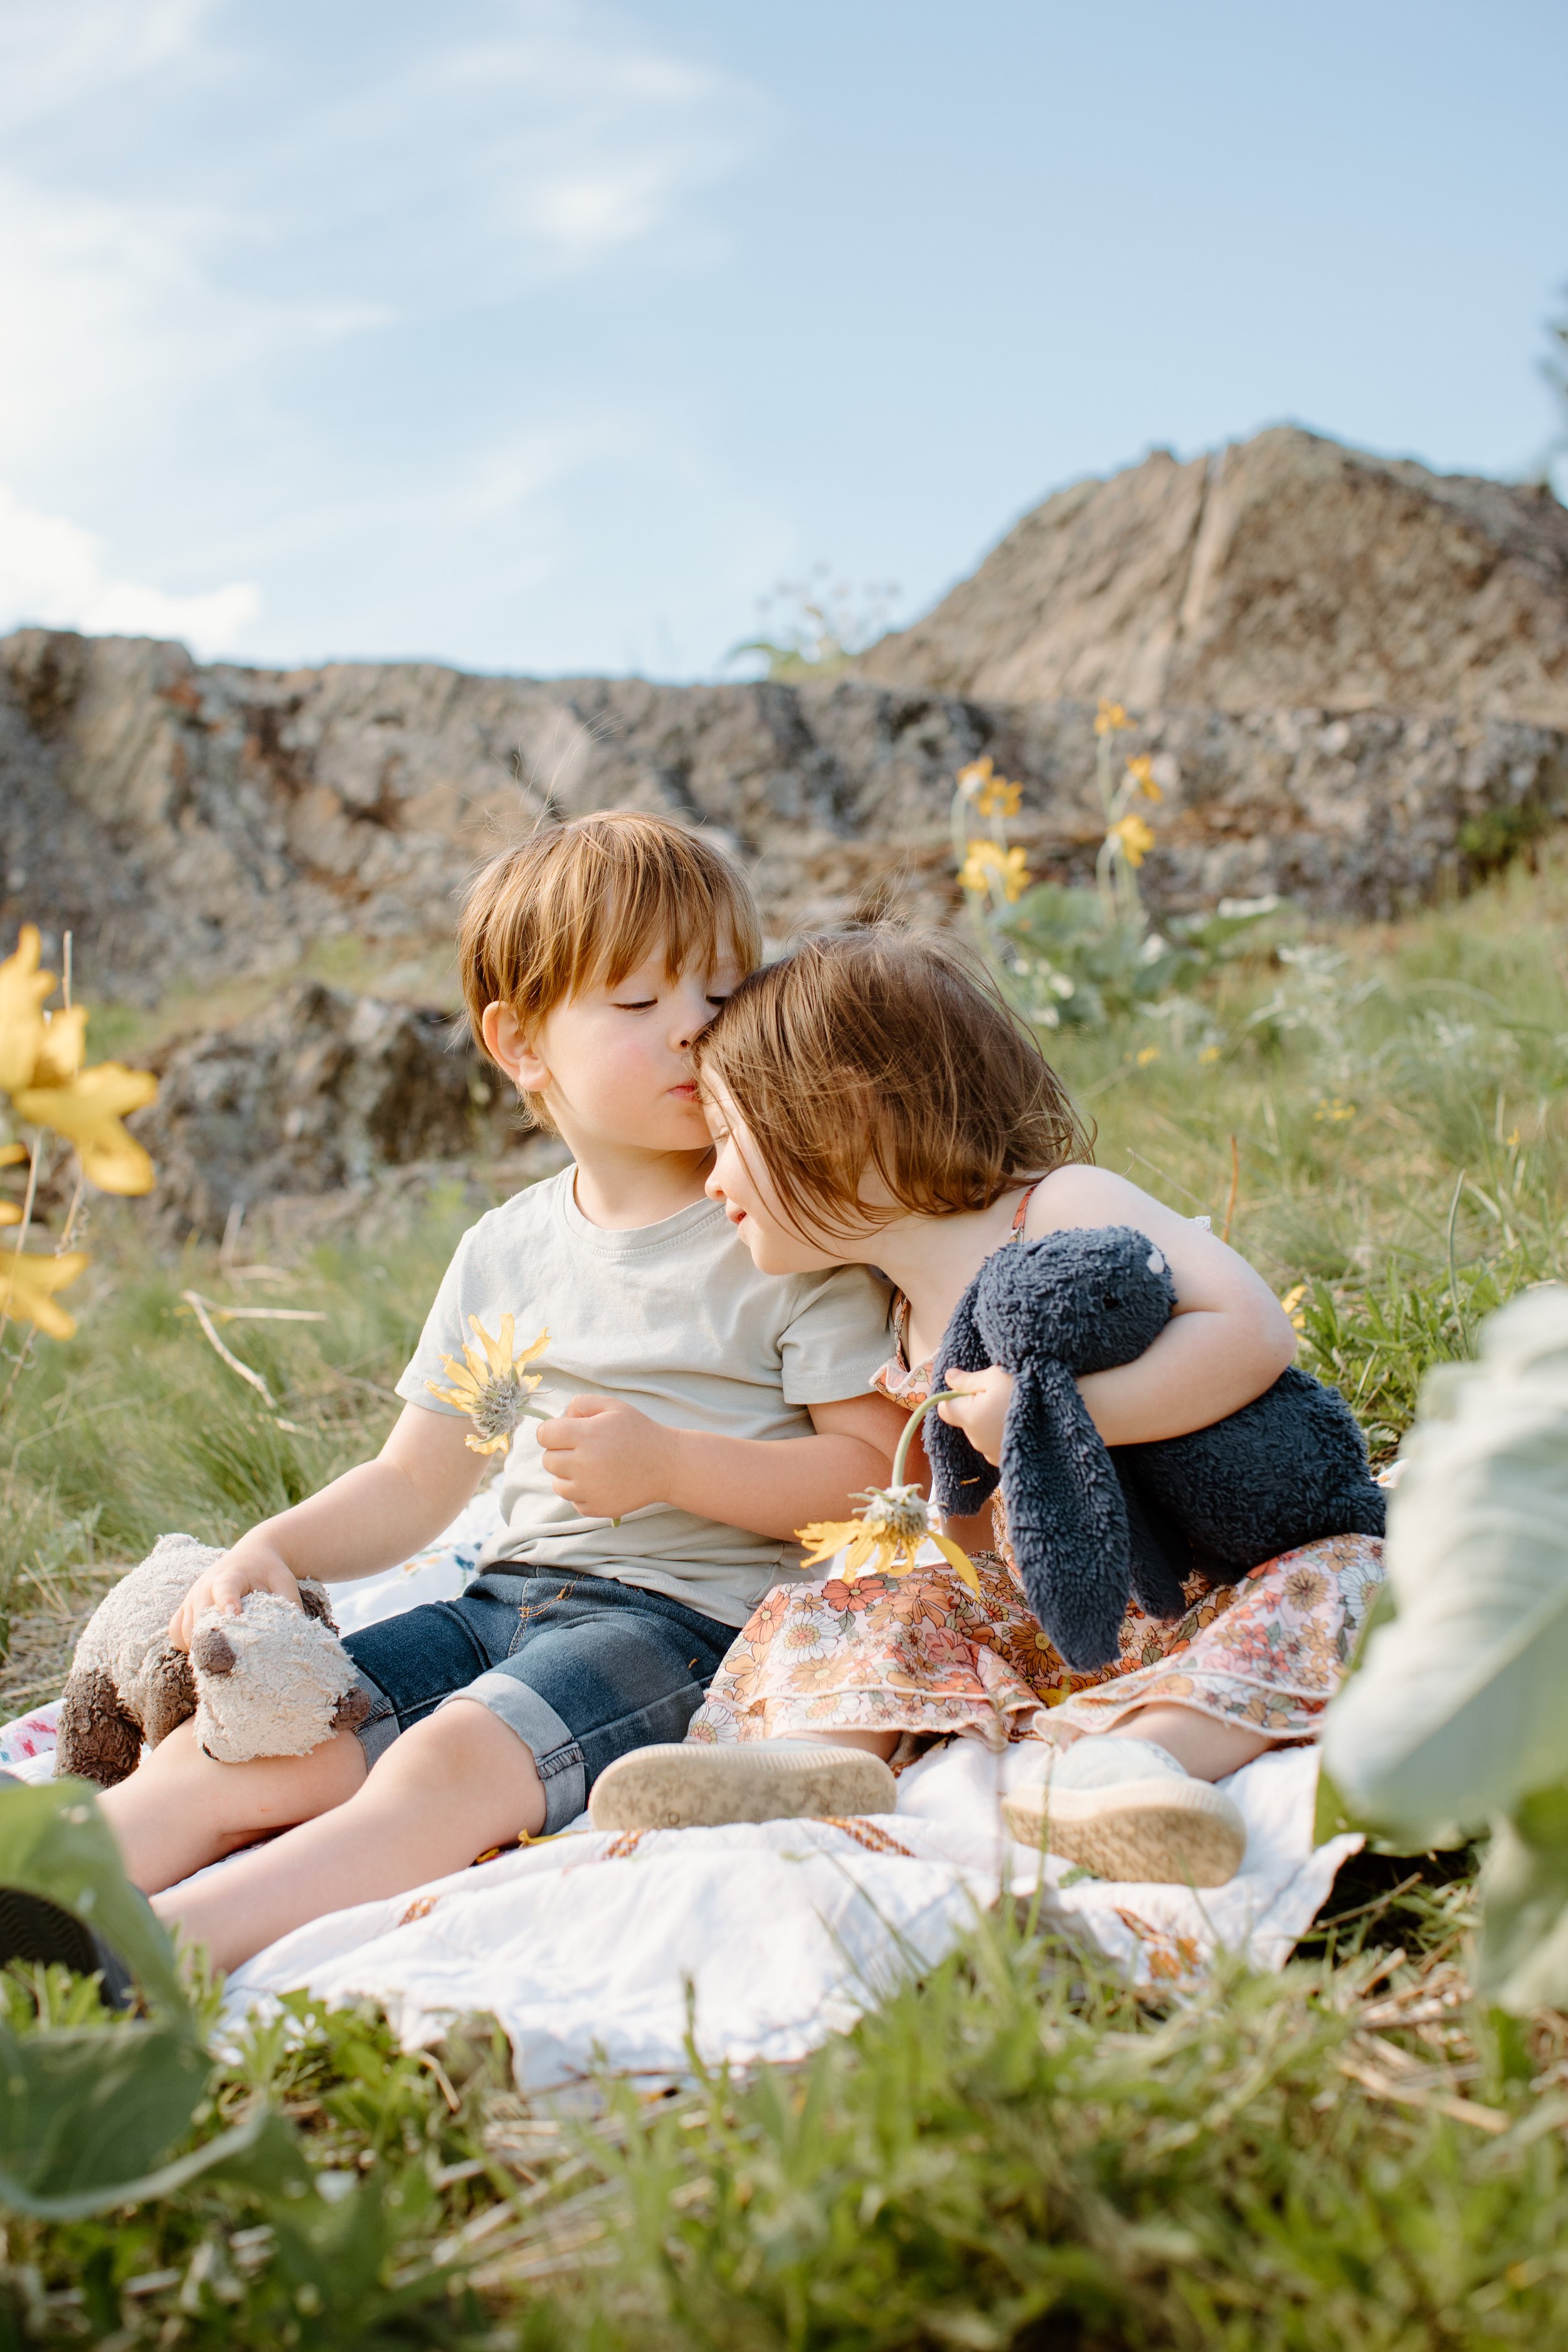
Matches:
[101,814,904,1971]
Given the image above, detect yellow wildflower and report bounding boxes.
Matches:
[1094,699,1130,736]
[0,1218,90,1339]
[1279,1283,1308,1331]
[958,758,1023,819]
[797,1485,979,1592]
[13,1062,159,1195]
[1136,1046,1160,1067]
[0,926,56,1096]
[1109,812,1155,867]
[428,1315,550,1455]
[959,839,1030,901]
[958,839,1000,892]
[1313,1098,1356,1125]
[1126,754,1162,802]
[1199,1044,1222,1064]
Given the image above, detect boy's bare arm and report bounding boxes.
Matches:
[536,1389,904,1540]
[168,1406,486,1651]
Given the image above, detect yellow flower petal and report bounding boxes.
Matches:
[0,1144,26,1168]
[0,1245,88,1340]
[1094,699,1130,736]
[434,1353,483,1402]
[0,1203,21,1226]
[1126,754,1162,803]
[930,1533,982,1592]
[0,926,55,1097]
[13,1062,159,1195]
[33,1006,88,1086]
[996,847,1032,903]
[796,1518,864,1570]
[464,1428,512,1456]
[956,756,995,800]
[1109,813,1155,868]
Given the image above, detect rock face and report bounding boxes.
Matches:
[132,982,527,1234]
[855,428,1568,724]
[4,623,1567,1004]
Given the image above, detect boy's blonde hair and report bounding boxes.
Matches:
[460,812,762,1101]
[694,928,1093,1234]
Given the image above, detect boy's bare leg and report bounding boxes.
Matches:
[99,1719,368,1894]
[151,1700,548,1975]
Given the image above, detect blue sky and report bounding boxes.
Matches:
[1,0,1564,678]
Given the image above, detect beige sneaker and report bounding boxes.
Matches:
[1002,1735,1247,1888]
[589,1739,897,1831]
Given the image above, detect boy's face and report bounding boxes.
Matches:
[494,954,740,1157]
[702,1079,851,1275]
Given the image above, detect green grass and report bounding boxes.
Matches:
[6,850,1568,2346]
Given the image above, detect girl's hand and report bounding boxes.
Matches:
[935,1365,1015,1466]
[167,1547,302,1653]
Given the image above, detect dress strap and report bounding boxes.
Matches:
[1010,1180,1043,1235]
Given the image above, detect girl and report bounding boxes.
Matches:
[591,930,1385,1885]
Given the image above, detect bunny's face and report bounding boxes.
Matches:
[977,1226,1175,1377]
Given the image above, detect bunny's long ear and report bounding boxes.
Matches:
[928,1271,999,1515]
[1000,1359,1131,1670]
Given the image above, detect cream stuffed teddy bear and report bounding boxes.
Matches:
[55,1534,369,1786]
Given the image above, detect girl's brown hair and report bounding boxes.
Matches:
[694,928,1094,1235]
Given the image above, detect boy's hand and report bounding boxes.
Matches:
[536,1396,677,1520]
[167,1547,301,1653]
[936,1366,1015,1467]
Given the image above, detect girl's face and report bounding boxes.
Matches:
[702,1078,858,1274]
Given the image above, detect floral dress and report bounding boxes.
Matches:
[689,1298,1385,1754]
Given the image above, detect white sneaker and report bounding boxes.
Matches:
[1001,1735,1246,1887]
[589,1739,897,1831]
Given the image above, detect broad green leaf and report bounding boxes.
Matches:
[1475,1783,1568,2012]
[0,1776,189,2021]
[0,2018,208,2197]
[1323,1286,1568,1842]
[0,2105,297,2221]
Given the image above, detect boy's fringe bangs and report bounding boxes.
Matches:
[460,813,762,1056]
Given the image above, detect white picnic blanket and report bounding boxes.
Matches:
[4,1494,1362,2088]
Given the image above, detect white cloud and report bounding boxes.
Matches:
[0,485,258,655]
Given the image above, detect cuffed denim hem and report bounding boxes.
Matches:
[348,1666,401,1769]
[438,1670,586,1834]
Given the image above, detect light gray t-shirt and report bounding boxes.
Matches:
[396,1169,894,1627]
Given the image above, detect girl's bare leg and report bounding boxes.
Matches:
[152,1700,547,1974]
[98,1719,368,1894]
[1103,1703,1273,1781]
[815,1730,898,1760]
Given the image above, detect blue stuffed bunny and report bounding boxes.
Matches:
[926,1225,1385,1672]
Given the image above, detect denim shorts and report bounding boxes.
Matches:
[341,1567,734,1833]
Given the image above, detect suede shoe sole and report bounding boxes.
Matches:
[1002,1776,1246,1887]
[590,1742,896,1831]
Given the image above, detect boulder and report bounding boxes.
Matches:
[131,982,526,1235]
[855,427,1568,724]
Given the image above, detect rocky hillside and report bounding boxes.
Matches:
[4,622,1565,1004]
[855,427,1568,724]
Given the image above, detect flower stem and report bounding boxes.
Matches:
[891,1389,960,1487]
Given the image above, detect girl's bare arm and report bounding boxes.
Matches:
[169,1405,486,1650]
[940,1165,1295,1461]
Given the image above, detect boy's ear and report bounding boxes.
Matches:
[481,1001,549,1096]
